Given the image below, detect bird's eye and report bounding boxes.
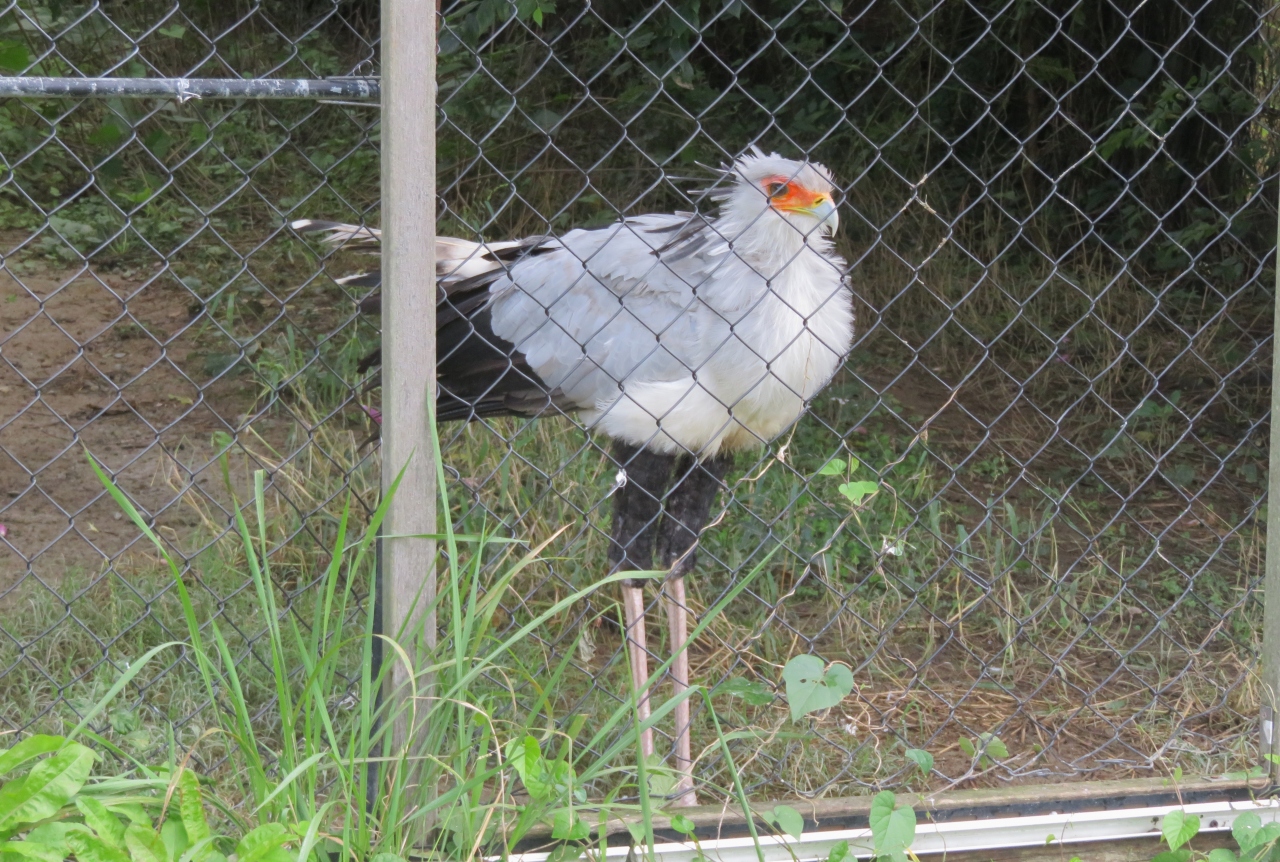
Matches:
[765,181,789,198]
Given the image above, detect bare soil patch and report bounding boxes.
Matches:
[0,234,283,591]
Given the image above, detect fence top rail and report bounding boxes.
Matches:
[0,76,380,100]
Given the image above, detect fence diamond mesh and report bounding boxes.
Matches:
[0,0,1274,801]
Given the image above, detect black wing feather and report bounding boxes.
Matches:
[346,245,569,422]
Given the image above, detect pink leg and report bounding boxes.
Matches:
[623,584,655,759]
[665,575,697,806]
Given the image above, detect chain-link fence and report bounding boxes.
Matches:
[0,0,1275,801]
[0,0,383,761]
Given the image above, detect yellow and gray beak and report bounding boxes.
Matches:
[807,196,838,235]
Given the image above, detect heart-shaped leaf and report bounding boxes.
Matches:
[550,810,589,841]
[869,791,916,862]
[1232,815,1257,851]
[783,655,853,722]
[669,814,696,836]
[762,804,804,840]
[826,839,853,862]
[642,753,678,799]
[1162,810,1199,852]
[507,737,574,802]
[506,737,546,799]
[1233,812,1269,851]
[1254,821,1280,850]
[905,748,933,775]
[838,481,879,506]
[817,458,847,476]
[977,733,1008,760]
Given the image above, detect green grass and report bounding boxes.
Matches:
[44,414,779,860]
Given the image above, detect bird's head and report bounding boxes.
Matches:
[714,148,839,246]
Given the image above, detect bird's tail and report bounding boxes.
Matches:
[289,219,527,295]
[290,219,552,384]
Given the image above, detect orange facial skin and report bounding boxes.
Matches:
[762,176,830,213]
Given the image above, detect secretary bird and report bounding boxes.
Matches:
[294,148,852,806]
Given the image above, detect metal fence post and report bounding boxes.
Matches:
[1264,184,1280,780]
[380,0,437,772]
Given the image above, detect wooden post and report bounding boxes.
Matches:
[1263,184,1280,779]
[380,0,436,771]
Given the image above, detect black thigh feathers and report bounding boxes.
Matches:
[606,441,733,586]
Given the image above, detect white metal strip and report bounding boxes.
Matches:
[510,798,1280,862]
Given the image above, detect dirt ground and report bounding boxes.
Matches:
[0,233,278,592]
